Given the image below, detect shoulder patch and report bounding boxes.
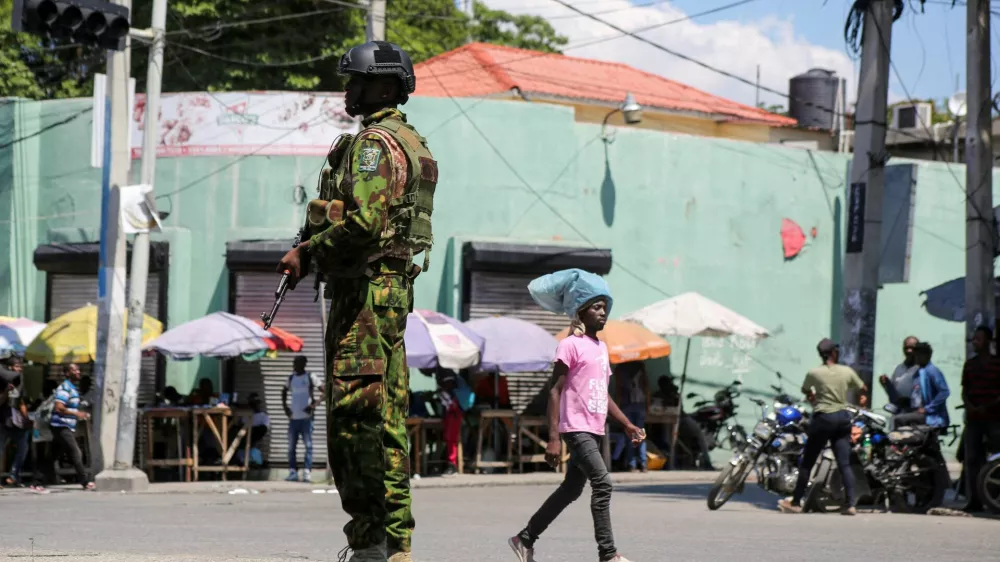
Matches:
[358,145,382,172]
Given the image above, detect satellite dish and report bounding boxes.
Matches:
[948,92,967,118]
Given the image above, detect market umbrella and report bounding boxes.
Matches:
[143,312,270,360]
[253,321,305,352]
[555,320,672,364]
[25,304,162,364]
[405,309,484,370]
[0,317,46,357]
[464,316,557,373]
[622,292,770,469]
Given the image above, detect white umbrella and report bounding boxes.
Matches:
[0,317,47,357]
[622,292,770,339]
[622,292,770,469]
[143,311,271,360]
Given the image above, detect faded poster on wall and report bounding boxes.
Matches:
[129,91,359,159]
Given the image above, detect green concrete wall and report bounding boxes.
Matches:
[2,95,997,457]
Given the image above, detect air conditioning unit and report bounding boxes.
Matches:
[891,102,933,130]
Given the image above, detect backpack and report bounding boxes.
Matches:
[453,377,475,412]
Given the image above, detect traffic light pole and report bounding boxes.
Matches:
[91,0,132,483]
[95,0,163,492]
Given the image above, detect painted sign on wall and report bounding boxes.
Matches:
[127,91,359,159]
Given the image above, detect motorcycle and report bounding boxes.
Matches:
[803,406,951,514]
[706,394,809,510]
[979,451,1000,514]
[687,380,749,454]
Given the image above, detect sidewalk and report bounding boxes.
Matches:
[135,469,721,495]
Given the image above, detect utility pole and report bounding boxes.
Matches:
[96,0,168,492]
[464,0,474,44]
[839,0,893,401]
[366,0,385,42]
[965,0,995,357]
[92,0,133,477]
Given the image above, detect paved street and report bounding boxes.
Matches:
[0,480,996,562]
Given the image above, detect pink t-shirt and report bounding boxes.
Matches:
[556,334,612,435]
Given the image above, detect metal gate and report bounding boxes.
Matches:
[464,271,567,414]
[47,273,163,465]
[231,272,327,468]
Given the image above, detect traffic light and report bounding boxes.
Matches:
[11,0,130,51]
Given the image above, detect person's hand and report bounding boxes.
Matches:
[918,407,926,415]
[879,375,889,385]
[304,405,314,415]
[77,411,90,421]
[276,242,310,288]
[544,439,562,468]
[626,424,646,445]
[806,392,817,405]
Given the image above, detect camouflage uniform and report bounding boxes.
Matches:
[310,107,436,557]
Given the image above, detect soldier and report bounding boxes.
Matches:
[277,41,437,562]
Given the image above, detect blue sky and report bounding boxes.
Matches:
[487,0,985,110]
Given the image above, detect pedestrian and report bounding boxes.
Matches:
[433,368,463,477]
[615,362,649,472]
[961,325,1000,513]
[900,342,950,429]
[509,268,643,562]
[277,40,434,562]
[2,358,30,487]
[778,339,867,516]
[282,355,320,482]
[45,363,94,490]
[879,336,919,413]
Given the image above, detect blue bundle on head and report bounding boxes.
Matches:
[527,268,613,319]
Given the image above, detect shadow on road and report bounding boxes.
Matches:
[616,481,780,510]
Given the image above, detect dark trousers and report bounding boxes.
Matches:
[791,410,856,507]
[519,432,617,562]
[2,426,30,483]
[45,426,90,485]
[964,419,1000,508]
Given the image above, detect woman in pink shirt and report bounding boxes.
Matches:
[509,279,644,562]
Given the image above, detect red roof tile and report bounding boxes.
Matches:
[414,43,796,127]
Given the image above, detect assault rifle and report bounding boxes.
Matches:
[260,228,305,330]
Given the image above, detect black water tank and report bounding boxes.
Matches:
[788,69,839,130]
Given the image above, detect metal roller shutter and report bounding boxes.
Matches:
[48,273,163,464]
[231,272,327,468]
[464,271,568,415]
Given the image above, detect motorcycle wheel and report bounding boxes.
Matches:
[977,459,1000,514]
[888,454,949,514]
[707,455,752,511]
[802,459,841,513]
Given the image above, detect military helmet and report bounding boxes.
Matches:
[339,41,416,100]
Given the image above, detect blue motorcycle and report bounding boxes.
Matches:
[707,395,809,510]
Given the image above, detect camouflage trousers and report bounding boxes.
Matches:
[325,267,414,553]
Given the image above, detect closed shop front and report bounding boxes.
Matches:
[34,242,170,464]
[461,241,612,413]
[227,241,328,469]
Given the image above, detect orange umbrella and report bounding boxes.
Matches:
[254,321,304,352]
[556,320,671,364]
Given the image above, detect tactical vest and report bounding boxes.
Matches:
[311,115,438,279]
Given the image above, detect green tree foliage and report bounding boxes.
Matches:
[1,0,569,99]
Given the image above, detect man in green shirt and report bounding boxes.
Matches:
[778,338,869,516]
